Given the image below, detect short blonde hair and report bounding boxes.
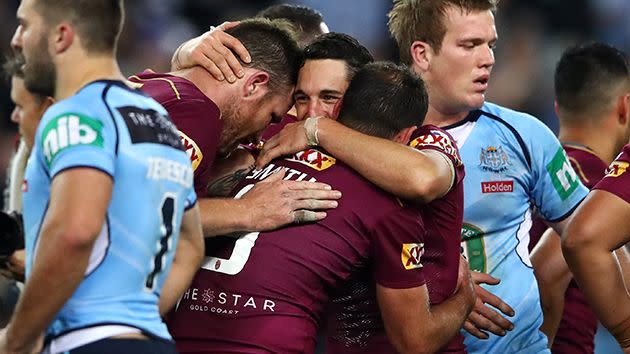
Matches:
[388,0,498,64]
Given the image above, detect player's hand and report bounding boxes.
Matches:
[241,168,342,230]
[6,250,25,282]
[0,329,43,354]
[462,272,515,339]
[455,256,477,312]
[257,119,315,169]
[172,21,251,82]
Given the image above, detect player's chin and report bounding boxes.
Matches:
[466,92,486,110]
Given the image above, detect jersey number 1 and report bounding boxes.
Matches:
[146,194,176,290]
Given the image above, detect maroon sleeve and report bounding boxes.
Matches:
[165,98,222,197]
[594,145,630,204]
[371,207,426,289]
[408,125,464,188]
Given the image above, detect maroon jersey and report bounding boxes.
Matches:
[129,72,222,197]
[530,143,606,354]
[261,113,297,141]
[167,148,427,353]
[326,125,467,353]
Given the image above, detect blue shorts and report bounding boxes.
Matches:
[68,338,176,354]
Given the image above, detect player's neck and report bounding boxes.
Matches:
[175,67,233,108]
[424,104,469,127]
[559,122,619,163]
[55,54,124,100]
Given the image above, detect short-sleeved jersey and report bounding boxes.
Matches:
[450,102,588,354]
[166,148,427,354]
[21,80,197,352]
[326,125,467,353]
[529,143,605,354]
[129,72,223,197]
[595,144,630,202]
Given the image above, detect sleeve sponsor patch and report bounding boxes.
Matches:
[401,243,424,270]
[546,147,580,200]
[178,131,204,172]
[41,113,104,167]
[605,160,629,178]
[409,129,462,166]
[285,149,336,171]
[117,106,182,149]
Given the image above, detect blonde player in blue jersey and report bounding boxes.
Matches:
[386,0,589,353]
[1,0,204,353]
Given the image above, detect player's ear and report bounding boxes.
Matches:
[53,21,74,54]
[393,126,417,145]
[243,71,270,100]
[410,40,432,73]
[617,93,630,126]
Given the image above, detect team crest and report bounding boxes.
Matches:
[401,243,424,270]
[605,160,629,178]
[479,146,510,173]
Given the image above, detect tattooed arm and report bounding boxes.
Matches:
[206,148,256,197]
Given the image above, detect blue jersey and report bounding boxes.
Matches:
[447,102,588,354]
[22,80,196,351]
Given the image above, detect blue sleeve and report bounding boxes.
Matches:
[37,101,116,179]
[185,188,197,211]
[527,118,588,221]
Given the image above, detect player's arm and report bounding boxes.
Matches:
[258,118,454,203]
[159,204,204,316]
[199,169,341,236]
[2,168,112,353]
[377,256,476,354]
[531,227,572,346]
[205,148,255,197]
[171,22,250,83]
[562,190,630,350]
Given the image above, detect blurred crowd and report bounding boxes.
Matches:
[1,0,630,211]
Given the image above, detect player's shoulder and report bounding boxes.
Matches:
[129,71,207,103]
[478,102,550,136]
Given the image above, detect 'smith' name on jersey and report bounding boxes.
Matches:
[146,157,193,188]
[42,113,104,167]
[245,148,335,183]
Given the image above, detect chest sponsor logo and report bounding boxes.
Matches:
[286,149,336,171]
[401,243,424,270]
[547,147,580,200]
[479,146,510,173]
[178,131,203,172]
[605,160,629,178]
[410,130,462,166]
[41,113,104,167]
[481,180,513,193]
[180,287,277,315]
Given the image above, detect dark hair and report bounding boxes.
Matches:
[388,0,498,64]
[338,61,429,139]
[3,55,24,80]
[303,32,374,81]
[225,18,302,95]
[34,0,124,54]
[555,42,630,117]
[257,4,325,48]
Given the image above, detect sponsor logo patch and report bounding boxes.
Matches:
[179,131,203,172]
[481,180,513,193]
[546,147,580,200]
[401,243,424,270]
[410,130,462,166]
[41,113,104,167]
[286,149,336,171]
[479,146,510,173]
[605,160,629,178]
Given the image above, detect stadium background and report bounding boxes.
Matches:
[0,0,629,352]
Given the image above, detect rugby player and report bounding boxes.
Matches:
[561,50,630,354]
[530,43,630,353]
[168,61,476,354]
[387,1,588,352]
[129,19,342,238]
[2,0,204,352]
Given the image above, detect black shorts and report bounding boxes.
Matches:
[68,337,176,354]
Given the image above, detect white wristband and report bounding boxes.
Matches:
[304,117,320,146]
